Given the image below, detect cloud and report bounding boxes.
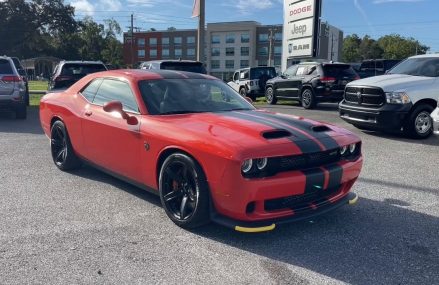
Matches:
[223,0,275,15]
[98,0,122,11]
[373,0,424,3]
[353,0,376,34]
[71,0,95,15]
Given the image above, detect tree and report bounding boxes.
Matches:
[342,34,361,62]
[102,19,123,67]
[359,35,383,60]
[378,34,429,59]
[167,27,177,31]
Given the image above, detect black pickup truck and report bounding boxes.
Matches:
[357,59,401,78]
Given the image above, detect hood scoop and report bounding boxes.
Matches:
[311,125,331,132]
[262,129,292,139]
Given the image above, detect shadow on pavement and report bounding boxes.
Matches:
[0,106,44,135]
[358,129,439,146]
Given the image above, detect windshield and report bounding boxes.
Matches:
[138,79,255,115]
[388,57,439,77]
[160,62,207,74]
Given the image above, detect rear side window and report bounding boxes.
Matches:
[160,62,206,74]
[250,67,276,79]
[0,59,13,74]
[81,78,103,102]
[61,64,107,76]
[93,79,139,113]
[323,65,357,78]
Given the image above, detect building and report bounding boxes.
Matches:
[123,21,342,78]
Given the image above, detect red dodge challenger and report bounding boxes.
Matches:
[40,69,363,232]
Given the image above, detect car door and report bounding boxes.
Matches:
[81,78,143,182]
[275,65,301,98]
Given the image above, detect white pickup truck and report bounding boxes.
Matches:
[339,54,439,139]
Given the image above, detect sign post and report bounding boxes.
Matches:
[281,0,322,71]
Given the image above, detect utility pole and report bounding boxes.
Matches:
[197,0,205,63]
[330,34,334,61]
[268,28,276,67]
[131,14,134,67]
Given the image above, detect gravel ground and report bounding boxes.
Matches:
[0,105,438,285]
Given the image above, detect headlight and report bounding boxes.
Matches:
[241,159,253,173]
[340,145,348,155]
[349,143,356,153]
[256,158,268,170]
[385,92,411,104]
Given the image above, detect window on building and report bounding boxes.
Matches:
[137,38,145,47]
[174,37,182,45]
[175,48,182,57]
[138,49,145,57]
[274,58,281,66]
[211,60,220,69]
[226,47,234,56]
[259,47,268,56]
[187,36,195,44]
[274,46,282,55]
[225,60,234,69]
[162,49,170,57]
[187,48,196,56]
[258,59,268,66]
[162,37,170,45]
[240,60,249,68]
[241,47,249,56]
[211,35,220,44]
[258,33,269,42]
[150,49,157,58]
[226,33,235,44]
[275,32,282,41]
[241,33,250,43]
[149,38,157,45]
[211,48,220,56]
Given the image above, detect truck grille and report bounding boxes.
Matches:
[344,86,385,107]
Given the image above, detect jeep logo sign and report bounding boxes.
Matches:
[282,0,321,70]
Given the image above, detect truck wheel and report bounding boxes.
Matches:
[239,87,246,98]
[301,88,316,109]
[265,87,277,105]
[404,104,434,139]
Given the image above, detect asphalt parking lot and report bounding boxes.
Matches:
[1,104,438,284]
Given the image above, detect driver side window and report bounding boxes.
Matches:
[93,79,139,113]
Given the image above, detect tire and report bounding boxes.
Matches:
[301,88,316,109]
[239,87,247,98]
[403,104,434,139]
[50,120,81,171]
[159,153,210,229]
[15,103,27,120]
[265,87,277,105]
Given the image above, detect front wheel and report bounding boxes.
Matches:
[159,153,210,229]
[50,121,81,170]
[301,88,316,109]
[404,104,434,139]
[239,87,247,98]
[265,87,277,105]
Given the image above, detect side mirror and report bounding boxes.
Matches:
[103,100,138,125]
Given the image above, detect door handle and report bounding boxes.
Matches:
[85,110,93,116]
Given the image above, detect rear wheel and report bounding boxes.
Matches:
[404,104,434,139]
[239,87,246,97]
[301,88,316,109]
[265,87,277,105]
[159,153,210,229]
[50,121,81,171]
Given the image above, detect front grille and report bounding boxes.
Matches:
[344,86,385,107]
[265,185,341,211]
[275,148,341,172]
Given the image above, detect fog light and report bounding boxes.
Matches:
[241,159,253,173]
[256,158,268,170]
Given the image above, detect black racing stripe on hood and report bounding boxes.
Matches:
[221,111,322,154]
[248,111,340,150]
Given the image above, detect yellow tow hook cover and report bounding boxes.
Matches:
[234,224,276,233]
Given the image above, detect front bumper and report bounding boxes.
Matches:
[211,192,358,232]
[339,100,412,130]
[431,107,439,135]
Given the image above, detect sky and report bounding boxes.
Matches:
[68,0,439,52]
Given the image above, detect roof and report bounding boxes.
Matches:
[99,69,217,80]
[409,53,439,59]
[59,60,104,64]
[141,59,203,64]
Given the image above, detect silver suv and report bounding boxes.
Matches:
[0,56,27,119]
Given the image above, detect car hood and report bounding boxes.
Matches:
[347,74,436,91]
[146,110,357,159]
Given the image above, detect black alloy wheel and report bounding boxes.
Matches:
[159,153,209,228]
[50,121,81,171]
[301,88,316,109]
[265,86,277,105]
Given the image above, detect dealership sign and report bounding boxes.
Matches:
[282,0,321,66]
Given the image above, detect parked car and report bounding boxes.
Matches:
[140,60,207,74]
[265,62,359,108]
[49,60,107,91]
[39,69,362,232]
[0,56,27,119]
[339,54,439,139]
[357,59,401,78]
[431,101,439,135]
[228,67,277,101]
[10,57,29,106]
